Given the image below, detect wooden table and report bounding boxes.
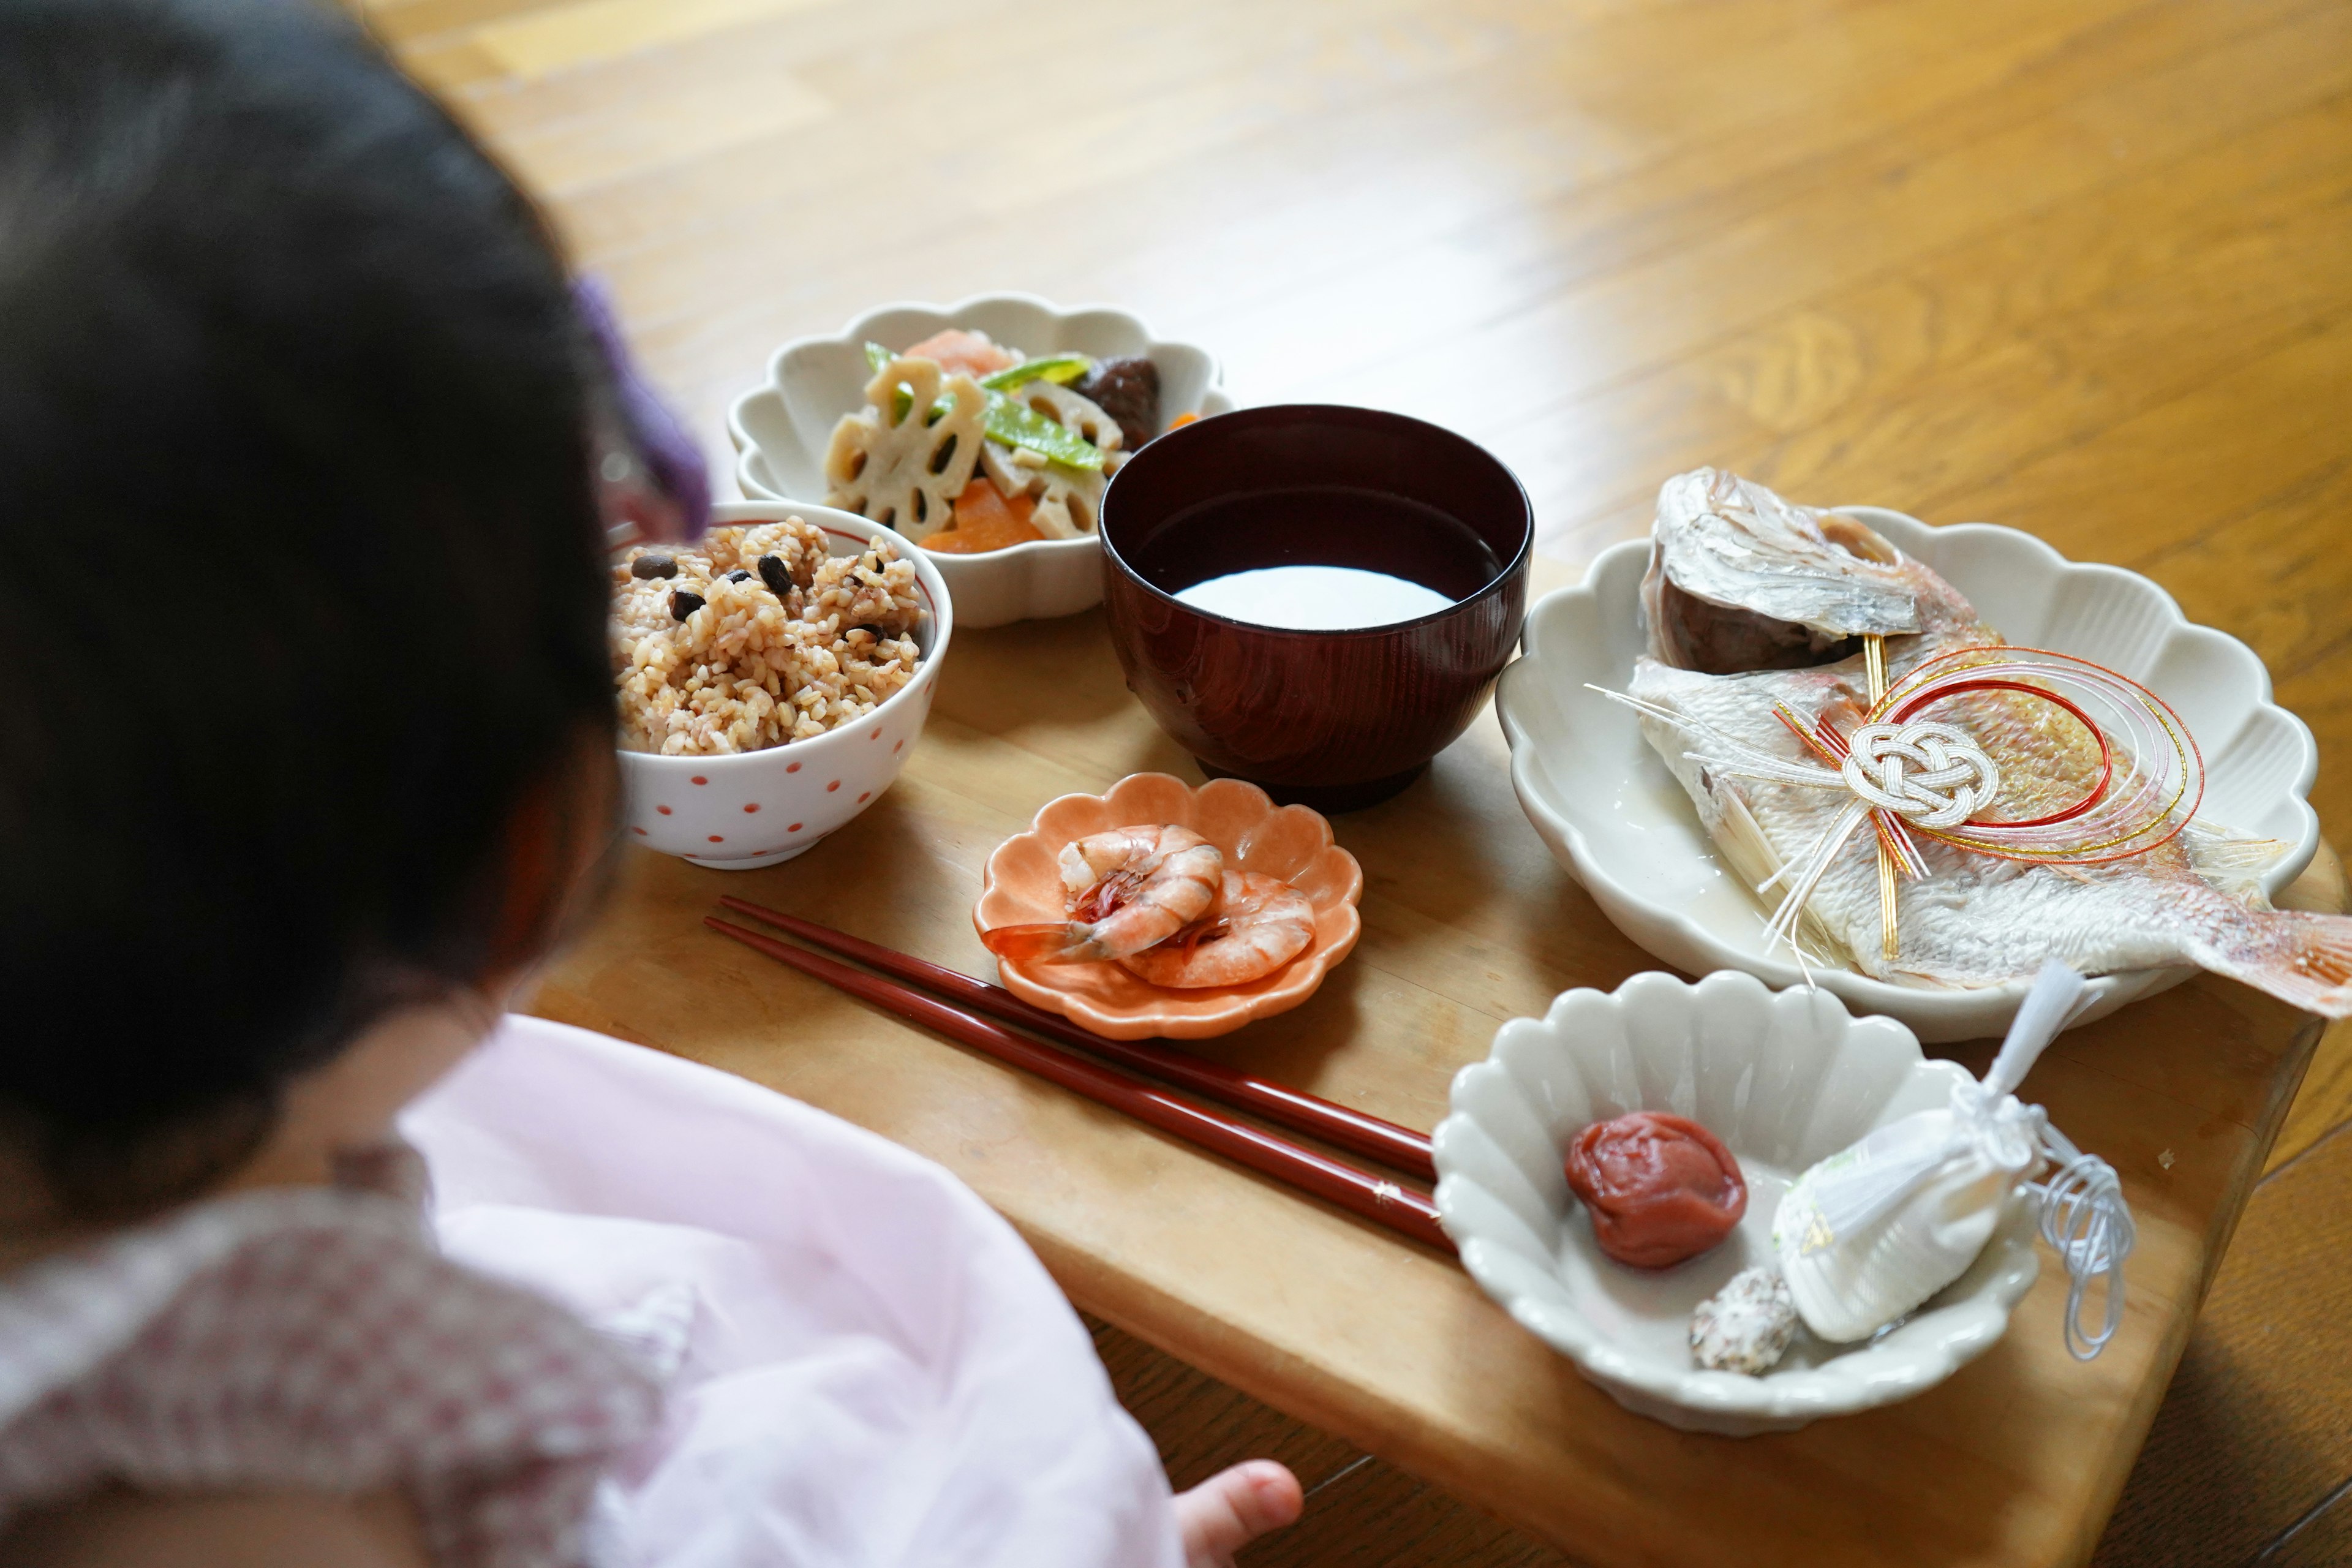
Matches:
[532,553,2329,1565]
[363,0,2352,1555]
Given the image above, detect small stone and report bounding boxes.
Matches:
[630,552,677,580]
[726,569,752,583]
[669,589,705,620]
[1691,1266,1799,1376]
[756,554,793,595]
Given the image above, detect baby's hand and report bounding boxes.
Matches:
[1173,1460,1303,1568]
[575,276,710,546]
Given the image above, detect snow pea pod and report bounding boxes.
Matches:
[979,353,1092,391]
[859,342,1102,467]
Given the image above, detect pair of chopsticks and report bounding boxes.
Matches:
[704,897,1452,1253]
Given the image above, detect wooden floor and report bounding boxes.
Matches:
[364,0,2352,1559]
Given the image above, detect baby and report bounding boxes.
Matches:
[0,1,1299,1562]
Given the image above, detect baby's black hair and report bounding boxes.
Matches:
[0,0,616,1214]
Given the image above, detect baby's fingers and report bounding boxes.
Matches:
[1173,1460,1303,1568]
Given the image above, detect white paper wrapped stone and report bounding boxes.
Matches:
[1691,1266,1800,1375]
[1773,963,2135,1358]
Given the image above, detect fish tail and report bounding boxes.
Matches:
[979,922,1098,966]
[2210,911,2352,1018]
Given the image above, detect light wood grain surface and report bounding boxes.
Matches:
[525,617,2331,1568]
[361,0,2352,1560]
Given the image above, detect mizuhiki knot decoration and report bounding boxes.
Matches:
[1595,643,2206,966]
[1837,720,2000,831]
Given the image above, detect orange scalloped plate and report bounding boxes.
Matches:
[974,773,1365,1039]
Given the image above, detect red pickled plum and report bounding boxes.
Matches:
[1564,1112,1747,1269]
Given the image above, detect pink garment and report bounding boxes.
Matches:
[402,1014,1184,1568]
[0,1185,658,1566]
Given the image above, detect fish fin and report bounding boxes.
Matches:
[1869,962,1983,991]
[2211,911,2352,1018]
[2181,819,2287,903]
[1711,786,1786,892]
[979,922,1087,965]
[1708,786,1854,968]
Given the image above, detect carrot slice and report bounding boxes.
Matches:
[927,476,1046,553]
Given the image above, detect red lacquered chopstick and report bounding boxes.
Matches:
[715,895,1437,1183]
[705,915,1454,1253]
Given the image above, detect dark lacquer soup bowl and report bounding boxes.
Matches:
[1100,405,1532,812]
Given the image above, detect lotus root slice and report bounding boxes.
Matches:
[823,356,985,542]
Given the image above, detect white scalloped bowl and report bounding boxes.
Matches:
[1496,505,2321,1043]
[1434,969,2040,1435]
[728,293,1235,630]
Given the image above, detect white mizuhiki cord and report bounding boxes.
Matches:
[1839,720,2000,827]
[2031,1125,2134,1361]
[1588,687,2000,959]
[1978,963,2136,1362]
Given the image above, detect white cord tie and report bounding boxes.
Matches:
[1587,687,2010,969]
[1839,721,2001,829]
[2034,1136,2134,1361]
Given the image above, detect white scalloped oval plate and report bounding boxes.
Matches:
[1434,968,2040,1434]
[727,293,1234,629]
[1496,505,2321,1043]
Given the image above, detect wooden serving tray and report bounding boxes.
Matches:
[533,557,2328,1568]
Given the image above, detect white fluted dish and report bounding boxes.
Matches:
[1495,506,2321,1043]
[1433,969,2040,1435]
[728,293,1234,629]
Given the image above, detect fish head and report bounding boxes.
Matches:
[1643,469,1945,673]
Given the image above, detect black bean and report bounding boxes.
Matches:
[756,554,792,595]
[630,552,678,579]
[669,589,705,620]
[725,568,752,582]
[1075,356,1161,449]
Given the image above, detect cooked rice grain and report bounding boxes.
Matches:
[612,519,922,755]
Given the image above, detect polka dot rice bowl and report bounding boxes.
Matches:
[614,502,953,869]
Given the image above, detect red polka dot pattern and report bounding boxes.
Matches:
[856,791,870,803]
[786,762,801,774]
[690,776,708,786]
[743,803,760,813]
[631,827,647,835]
[707,835,724,843]
[788,823,803,832]
[826,780,841,793]
[656,805,672,815]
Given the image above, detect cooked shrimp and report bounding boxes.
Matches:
[1118,871,1315,989]
[982,825,1224,965]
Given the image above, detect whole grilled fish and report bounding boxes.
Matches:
[1627,469,2352,1016]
